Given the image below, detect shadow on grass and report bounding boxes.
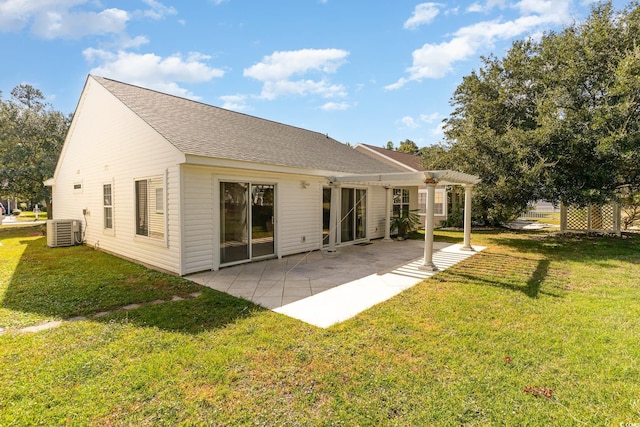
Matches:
[526,258,550,298]
[409,230,463,244]
[1,227,264,334]
[97,291,262,334]
[441,229,639,298]
[439,252,562,299]
[481,230,640,264]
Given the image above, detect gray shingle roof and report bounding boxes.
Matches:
[355,144,425,171]
[92,76,399,175]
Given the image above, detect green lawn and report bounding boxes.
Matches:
[1,225,639,426]
[3,210,43,222]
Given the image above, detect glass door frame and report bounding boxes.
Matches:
[322,185,368,247]
[219,180,277,267]
[322,186,332,247]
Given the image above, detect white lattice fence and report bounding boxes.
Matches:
[562,203,620,234]
[566,206,588,230]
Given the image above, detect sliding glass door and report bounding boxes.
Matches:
[340,188,367,243]
[220,182,249,264]
[220,182,275,265]
[355,188,367,240]
[322,187,331,246]
[251,184,275,258]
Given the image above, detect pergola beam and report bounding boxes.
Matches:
[325,169,480,269]
[329,170,481,187]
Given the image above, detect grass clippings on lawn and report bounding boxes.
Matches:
[1,225,639,426]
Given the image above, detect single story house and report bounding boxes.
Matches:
[354,144,449,226]
[47,75,479,275]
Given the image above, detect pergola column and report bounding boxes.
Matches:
[560,203,567,234]
[462,184,474,251]
[421,181,438,271]
[328,184,340,252]
[383,186,392,241]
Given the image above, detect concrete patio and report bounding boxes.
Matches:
[185,239,484,328]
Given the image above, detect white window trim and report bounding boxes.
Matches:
[418,188,447,217]
[103,181,115,236]
[216,177,279,268]
[337,185,368,245]
[393,188,410,217]
[133,175,167,246]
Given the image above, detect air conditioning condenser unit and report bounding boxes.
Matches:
[47,219,81,248]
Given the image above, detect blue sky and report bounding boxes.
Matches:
[0,0,627,148]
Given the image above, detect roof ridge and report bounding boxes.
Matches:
[354,143,424,172]
[87,74,401,174]
[91,75,338,142]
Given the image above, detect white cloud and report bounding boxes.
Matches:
[259,79,347,100]
[466,0,507,13]
[84,49,225,99]
[140,0,177,20]
[431,121,445,136]
[445,6,460,15]
[387,0,572,89]
[419,112,441,123]
[244,48,349,100]
[397,112,441,129]
[398,116,420,129]
[466,2,484,13]
[404,2,442,29]
[320,101,350,111]
[245,49,348,81]
[32,8,129,38]
[0,0,82,31]
[0,1,130,38]
[0,0,176,39]
[220,94,251,111]
[117,35,150,49]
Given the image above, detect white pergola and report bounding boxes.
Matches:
[326,170,481,271]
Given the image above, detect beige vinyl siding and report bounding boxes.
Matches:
[368,186,388,239]
[52,76,401,276]
[278,180,322,256]
[409,187,419,213]
[182,166,215,274]
[52,77,184,274]
[181,165,329,273]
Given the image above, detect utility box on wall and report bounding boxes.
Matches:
[47,219,81,247]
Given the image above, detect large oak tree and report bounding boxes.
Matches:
[430,1,640,224]
[0,85,70,211]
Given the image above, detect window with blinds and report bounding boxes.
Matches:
[103,183,113,230]
[135,177,164,239]
[418,189,446,216]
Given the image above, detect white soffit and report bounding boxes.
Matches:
[329,170,481,186]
